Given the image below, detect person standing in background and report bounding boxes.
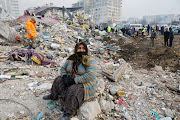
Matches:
[169,27,174,47]
[164,28,169,47]
[26,17,37,49]
[147,24,150,35]
[150,29,156,47]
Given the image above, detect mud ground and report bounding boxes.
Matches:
[115,35,180,72]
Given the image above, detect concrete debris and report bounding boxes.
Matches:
[28,82,38,91]
[109,86,122,95]
[154,65,164,72]
[78,99,101,120]
[96,78,105,95]
[159,117,172,120]
[35,83,52,91]
[0,23,18,42]
[99,98,115,114]
[113,59,129,81]
[71,118,79,120]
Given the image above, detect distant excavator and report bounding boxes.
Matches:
[78,13,89,30]
[62,6,89,30]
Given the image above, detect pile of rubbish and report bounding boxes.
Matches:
[0,19,179,120]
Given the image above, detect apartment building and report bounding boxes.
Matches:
[72,0,122,24]
[89,0,122,24]
[72,0,90,14]
[0,0,20,19]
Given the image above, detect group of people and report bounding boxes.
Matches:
[121,26,146,37]
[150,27,174,47]
[164,27,174,47]
[119,24,174,48]
[25,18,98,120]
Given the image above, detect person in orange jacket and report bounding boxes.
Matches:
[26,17,37,49]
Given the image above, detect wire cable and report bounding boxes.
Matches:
[0,98,37,119]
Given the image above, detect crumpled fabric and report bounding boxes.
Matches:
[9,49,57,68]
[82,55,90,67]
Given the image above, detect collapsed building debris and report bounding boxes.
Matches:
[0,9,180,120]
[15,6,82,24]
[0,22,18,43]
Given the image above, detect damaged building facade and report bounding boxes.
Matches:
[89,0,122,24]
[72,0,90,14]
[0,0,20,20]
[72,0,122,25]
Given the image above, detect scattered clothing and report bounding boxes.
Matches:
[50,76,84,116]
[9,49,57,68]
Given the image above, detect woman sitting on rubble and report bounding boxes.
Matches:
[43,42,98,120]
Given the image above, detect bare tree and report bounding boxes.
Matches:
[149,21,155,26]
[141,18,147,25]
[153,15,162,25]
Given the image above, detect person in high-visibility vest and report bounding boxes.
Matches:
[114,25,118,34]
[142,26,145,37]
[107,26,111,35]
[26,17,37,49]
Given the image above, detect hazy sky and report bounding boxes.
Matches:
[18,0,180,20]
[122,0,180,20]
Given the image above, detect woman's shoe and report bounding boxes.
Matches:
[59,114,70,120]
[42,94,52,100]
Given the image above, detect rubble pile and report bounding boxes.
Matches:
[0,22,18,44]
[0,20,179,120]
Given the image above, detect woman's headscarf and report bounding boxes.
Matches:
[68,42,90,74]
[67,42,89,62]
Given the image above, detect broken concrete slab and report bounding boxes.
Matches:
[78,99,101,120]
[159,117,172,120]
[0,22,18,42]
[35,83,52,91]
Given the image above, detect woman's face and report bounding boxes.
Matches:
[77,44,86,52]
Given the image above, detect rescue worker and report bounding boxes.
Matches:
[142,26,145,37]
[107,25,111,35]
[26,17,37,49]
[114,25,118,35]
[154,26,156,31]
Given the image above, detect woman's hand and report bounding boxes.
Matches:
[62,75,75,87]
